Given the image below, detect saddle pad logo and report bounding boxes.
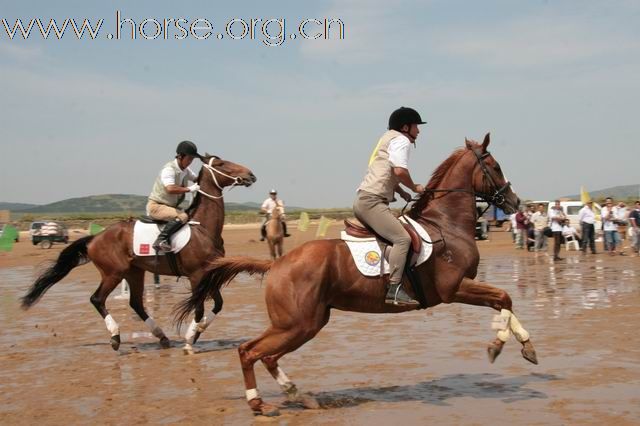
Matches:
[139,243,150,255]
[364,250,381,266]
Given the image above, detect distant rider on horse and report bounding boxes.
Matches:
[148,141,202,252]
[260,189,290,241]
[353,107,426,306]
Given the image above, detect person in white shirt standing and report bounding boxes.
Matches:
[147,141,201,252]
[530,203,548,254]
[578,200,597,254]
[260,189,290,241]
[548,200,566,261]
[602,197,625,255]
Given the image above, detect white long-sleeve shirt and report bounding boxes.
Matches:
[578,205,596,224]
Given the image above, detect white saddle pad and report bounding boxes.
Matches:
[341,216,433,277]
[133,221,192,256]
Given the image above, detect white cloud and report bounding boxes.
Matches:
[0,43,42,61]
[432,15,640,69]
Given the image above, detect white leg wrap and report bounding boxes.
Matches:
[144,317,165,339]
[491,309,511,331]
[508,312,530,343]
[493,309,512,342]
[497,327,512,342]
[196,314,216,333]
[275,367,292,387]
[184,319,198,344]
[246,388,260,401]
[104,314,119,336]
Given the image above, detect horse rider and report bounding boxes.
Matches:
[147,141,202,252]
[260,189,290,241]
[353,107,426,306]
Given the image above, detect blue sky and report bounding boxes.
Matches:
[1,1,638,207]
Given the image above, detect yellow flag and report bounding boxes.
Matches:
[315,215,332,238]
[297,212,310,232]
[580,186,591,204]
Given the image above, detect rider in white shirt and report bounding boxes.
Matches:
[260,189,290,241]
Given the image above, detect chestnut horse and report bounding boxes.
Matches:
[175,134,538,416]
[22,155,256,353]
[265,205,284,259]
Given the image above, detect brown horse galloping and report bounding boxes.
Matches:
[175,134,537,416]
[265,205,284,259]
[22,155,256,352]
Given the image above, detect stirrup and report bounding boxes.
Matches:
[153,240,172,252]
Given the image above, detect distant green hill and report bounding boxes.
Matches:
[17,194,148,213]
[0,202,39,211]
[564,184,640,200]
[7,194,269,214]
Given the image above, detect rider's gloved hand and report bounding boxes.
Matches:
[188,183,200,193]
[414,184,425,194]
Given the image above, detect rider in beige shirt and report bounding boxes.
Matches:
[353,107,426,306]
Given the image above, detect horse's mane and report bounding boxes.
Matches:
[409,147,468,217]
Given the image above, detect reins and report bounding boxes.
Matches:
[197,157,244,200]
[400,147,512,252]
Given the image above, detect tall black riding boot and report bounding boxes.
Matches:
[153,219,184,252]
[260,225,267,241]
[282,221,291,237]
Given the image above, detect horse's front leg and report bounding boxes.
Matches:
[452,278,538,365]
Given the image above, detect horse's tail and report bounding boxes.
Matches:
[174,256,273,327]
[21,235,94,309]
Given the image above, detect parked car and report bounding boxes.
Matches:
[0,223,19,242]
[29,221,47,236]
[31,221,69,247]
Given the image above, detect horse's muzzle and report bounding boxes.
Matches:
[241,173,257,186]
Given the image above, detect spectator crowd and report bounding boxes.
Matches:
[505,198,640,260]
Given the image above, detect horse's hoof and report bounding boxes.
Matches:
[300,393,320,410]
[487,341,503,363]
[183,344,194,355]
[521,342,538,365]
[159,336,171,349]
[110,335,121,351]
[249,398,280,417]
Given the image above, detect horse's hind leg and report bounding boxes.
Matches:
[240,309,330,416]
[125,268,171,349]
[90,274,124,351]
[452,277,537,365]
[183,274,222,354]
[261,351,320,410]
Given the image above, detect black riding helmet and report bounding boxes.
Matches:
[176,140,201,158]
[388,107,426,131]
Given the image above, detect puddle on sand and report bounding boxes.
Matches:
[1,253,639,424]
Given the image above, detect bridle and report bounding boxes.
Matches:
[403,147,513,249]
[197,157,245,200]
[413,148,512,211]
[470,149,512,210]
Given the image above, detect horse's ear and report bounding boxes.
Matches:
[482,133,490,152]
[464,138,474,150]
